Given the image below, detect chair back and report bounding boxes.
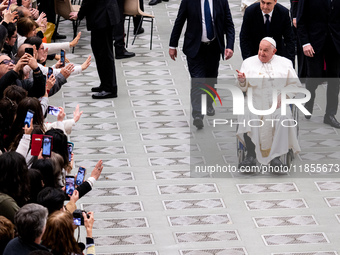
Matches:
[124,0,140,16]
[54,0,74,20]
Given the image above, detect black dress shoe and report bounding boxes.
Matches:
[238,156,256,170]
[193,117,204,129]
[116,50,136,59]
[207,106,215,116]
[270,157,283,167]
[149,0,161,5]
[134,27,144,35]
[269,157,288,175]
[324,114,340,128]
[92,91,117,99]
[52,32,67,40]
[304,101,313,119]
[91,86,102,92]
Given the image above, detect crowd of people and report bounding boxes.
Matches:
[0,0,339,252]
[0,0,108,253]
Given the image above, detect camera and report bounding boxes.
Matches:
[72,209,89,226]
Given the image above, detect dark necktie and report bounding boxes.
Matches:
[204,0,214,40]
[265,14,270,35]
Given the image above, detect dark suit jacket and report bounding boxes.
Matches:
[240,2,295,62]
[78,0,120,31]
[290,0,298,18]
[169,0,235,59]
[297,0,340,54]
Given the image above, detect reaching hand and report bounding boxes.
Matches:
[90,160,103,180]
[0,0,8,12]
[30,8,39,19]
[60,63,75,79]
[3,9,17,23]
[69,32,81,48]
[73,104,83,123]
[81,55,91,71]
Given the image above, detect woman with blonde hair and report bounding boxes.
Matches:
[41,210,95,255]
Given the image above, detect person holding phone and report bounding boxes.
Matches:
[0,52,45,99]
[70,0,120,99]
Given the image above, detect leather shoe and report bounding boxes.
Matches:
[92,91,117,99]
[193,116,204,129]
[91,86,102,92]
[149,0,161,5]
[207,106,215,116]
[52,32,67,40]
[324,114,340,129]
[116,50,135,59]
[270,157,283,167]
[134,27,144,35]
[304,101,313,119]
[238,156,256,171]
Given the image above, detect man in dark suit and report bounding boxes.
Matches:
[297,0,340,128]
[70,0,120,99]
[240,0,295,63]
[290,0,307,79]
[169,0,235,129]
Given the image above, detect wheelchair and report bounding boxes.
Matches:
[236,104,299,169]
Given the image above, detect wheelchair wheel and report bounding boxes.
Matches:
[280,149,294,166]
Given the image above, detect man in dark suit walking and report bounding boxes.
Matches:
[240,0,295,63]
[70,0,120,99]
[297,0,340,128]
[290,0,307,79]
[169,0,235,129]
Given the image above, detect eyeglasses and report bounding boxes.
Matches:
[0,59,16,65]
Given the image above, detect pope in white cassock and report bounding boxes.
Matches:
[236,37,301,168]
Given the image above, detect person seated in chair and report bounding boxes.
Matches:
[236,37,301,169]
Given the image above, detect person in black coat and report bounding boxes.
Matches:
[169,0,235,129]
[70,0,120,99]
[240,0,295,63]
[297,0,340,128]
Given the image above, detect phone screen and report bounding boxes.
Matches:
[47,106,60,116]
[67,142,74,162]
[25,47,33,56]
[60,49,65,67]
[42,136,52,157]
[75,167,86,185]
[47,67,53,78]
[24,110,34,127]
[65,176,75,196]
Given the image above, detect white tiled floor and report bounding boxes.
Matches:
[48,0,340,254]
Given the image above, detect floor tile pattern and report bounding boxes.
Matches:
[47,0,340,253]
